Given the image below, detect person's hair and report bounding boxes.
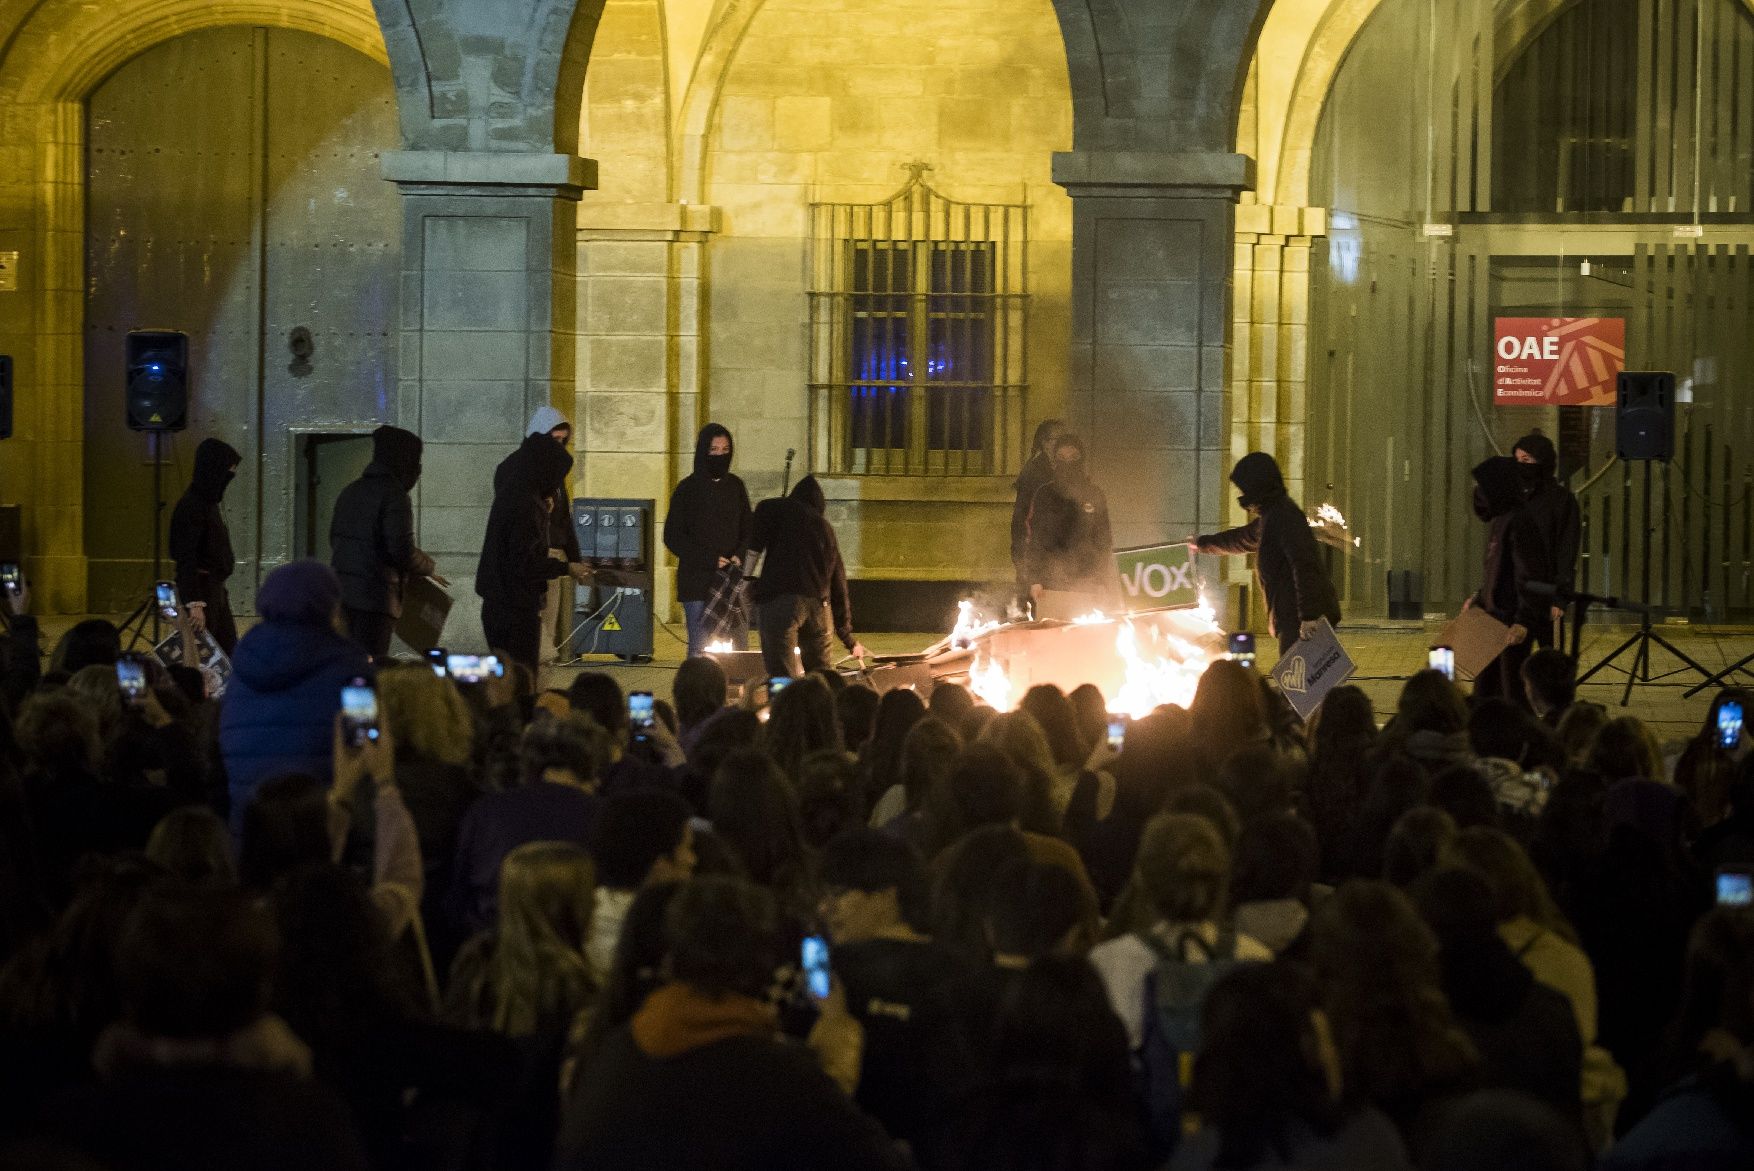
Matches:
[984,858,1097,958]
[764,674,841,782]
[1066,683,1109,762]
[860,688,926,801]
[663,876,780,999]
[1676,690,1754,826]
[590,788,691,890]
[926,744,1026,855]
[572,881,682,1068]
[565,672,627,739]
[1350,755,1432,877]
[1309,685,1377,757]
[1666,907,1754,1068]
[1394,670,1470,737]
[378,664,474,767]
[710,749,808,891]
[1429,765,1499,829]
[688,707,763,780]
[931,825,1032,960]
[29,857,166,1048]
[238,774,331,890]
[1555,701,1609,765]
[928,682,975,727]
[960,705,996,741]
[1421,1090,1591,1171]
[1029,418,1065,459]
[1190,660,1268,750]
[1445,826,1576,941]
[977,712,1061,834]
[1310,880,1479,1109]
[1467,698,1536,764]
[14,692,101,776]
[834,684,882,752]
[1520,650,1577,714]
[450,842,596,1036]
[1019,685,1085,769]
[1586,716,1663,782]
[817,829,930,931]
[66,666,129,754]
[1215,746,1295,826]
[1188,963,1342,1168]
[1230,812,1318,904]
[519,713,615,788]
[145,808,235,887]
[1162,782,1242,848]
[897,717,960,816]
[795,750,864,849]
[672,657,729,732]
[118,888,277,1039]
[1134,813,1231,924]
[53,619,122,674]
[1382,807,1458,889]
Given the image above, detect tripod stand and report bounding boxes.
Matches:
[118,431,170,650]
[1685,648,1754,699]
[1576,606,1713,707]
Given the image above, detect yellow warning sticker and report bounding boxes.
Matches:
[602,615,622,632]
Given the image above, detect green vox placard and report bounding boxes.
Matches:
[1113,543,1201,612]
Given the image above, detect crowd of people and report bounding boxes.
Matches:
[1,550,1753,1171]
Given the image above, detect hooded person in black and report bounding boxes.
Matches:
[478,437,587,672]
[1023,433,1117,609]
[1468,455,1555,707]
[328,425,437,659]
[1195,452,1341,655]
[1513,431,1581,648]
[663,424,753,656]
[1012,419,1066,589]
[493,407,590,665]
[168,437,243,654]
[749,475,865,678]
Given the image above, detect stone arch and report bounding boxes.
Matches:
[579,0,672,203]
[673,0,763,204]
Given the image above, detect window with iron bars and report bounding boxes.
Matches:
[808,171,1028,477]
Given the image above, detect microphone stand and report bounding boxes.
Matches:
[1534,581,1713,706]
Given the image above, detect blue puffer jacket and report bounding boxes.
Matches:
[219,618,370,831]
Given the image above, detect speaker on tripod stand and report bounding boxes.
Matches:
[118,331,189,646]
[1576,371,1711,704]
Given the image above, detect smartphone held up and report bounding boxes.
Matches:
[340,677,380,748]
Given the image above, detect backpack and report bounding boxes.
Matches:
[1135,926,1251,1154]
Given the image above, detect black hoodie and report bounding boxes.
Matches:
[477,440,575,609]
[663,424,754,603]
[1023,437,1115,594]
[494,432,582,562]
[168,438,242,603]
[1197,452,1342,645]
[1472,455,1553,629]
[749,476,854,649]
[329,426,434,617]
[1513,432,1582,592]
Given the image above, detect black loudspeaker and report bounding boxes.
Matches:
[1616,371,1675,462]
[125,330,189,432]
[0,355,11,440]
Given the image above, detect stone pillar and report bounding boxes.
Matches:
[1054,150,1253,559]
[383,151,594,645]
[575,202,717,623]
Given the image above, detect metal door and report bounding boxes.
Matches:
[84,27,399,612]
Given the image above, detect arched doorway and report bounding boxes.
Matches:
[82,26,400,611]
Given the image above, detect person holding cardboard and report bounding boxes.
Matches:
[1467,455,1555,708]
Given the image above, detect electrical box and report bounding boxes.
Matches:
[569,498,655,661]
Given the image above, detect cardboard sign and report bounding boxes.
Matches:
[154,628,234,699]
[1113,543,1200,612]
[1270,619,1356,721]
[395,575,453,654]
[1493,317,1625,407]
[1437,606,1514,680]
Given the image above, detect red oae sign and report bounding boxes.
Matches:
[1492,318,1626,407]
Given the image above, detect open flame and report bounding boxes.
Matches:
[1309,501,1363,550]
[950,599,1001,649]
[704,640,734,655]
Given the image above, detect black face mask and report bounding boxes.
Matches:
[704,453,732,479]
[1516,460,1546,485]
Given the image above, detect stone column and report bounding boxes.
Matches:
[383,150,594,645]
[1054,150,1253,560]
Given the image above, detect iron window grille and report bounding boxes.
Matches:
[808,166,1029,477]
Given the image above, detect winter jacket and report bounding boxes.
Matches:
[1198,453,1341,642]
[168,438,241,607]
[1024,438,1116,595]
[219,564,371,828]
[1471,456,1555,630]
[1011,452,1054,580]
[663,424,753,603]
[554,983,909,1171]
[1522,478,1581,590]
[749,477,854,648]
[477,437,574,610]
[493,407,582,560]
[329,426,434,617]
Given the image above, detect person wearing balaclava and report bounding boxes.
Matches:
[748,476,867,679]
[1012,419,1066,591]
[168,437,244,654]
[1467,455,1555,708]
[663,424,753,657]
[329,425,438,659]
[478,436,590,673]
[495,406,591,665]
[1022,433,1117,609]
[1194,452,1341,656]
[1512,430,1580,648]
